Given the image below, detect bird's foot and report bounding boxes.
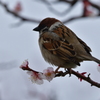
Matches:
[55,66,63,74]
[67,68,72,77]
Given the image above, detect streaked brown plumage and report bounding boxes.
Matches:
[33,17,100,69]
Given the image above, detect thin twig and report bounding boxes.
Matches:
[55,69,100,88]
[0,0,100,24]
[40,0,78,16]
[21,64,100,88]
[0,1,40,23]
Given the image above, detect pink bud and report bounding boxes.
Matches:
[20,60,29,69]
[14,2,22,13]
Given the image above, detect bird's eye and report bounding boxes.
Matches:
[42,27,49,32]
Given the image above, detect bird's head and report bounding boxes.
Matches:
[33,17,62,32]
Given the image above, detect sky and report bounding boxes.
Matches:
[0,0,100,100]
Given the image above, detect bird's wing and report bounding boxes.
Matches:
[52,25,92,55]
[42,33,80,65]
[77,37,92,55]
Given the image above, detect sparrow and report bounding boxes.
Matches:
[33,17,100,69]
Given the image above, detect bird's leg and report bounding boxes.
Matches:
[55,66,60,73]
[67,68,72,77]
[55,66,63,74]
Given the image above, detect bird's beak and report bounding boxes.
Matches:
[33,26,40,31]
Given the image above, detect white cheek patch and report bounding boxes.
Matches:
[49,22,62,31]
[39,27,48,35]
[43,40,49,43]
[39,31,43,36]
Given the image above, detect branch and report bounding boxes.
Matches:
[54,0,78,4]
[62,16,84,24]
[0,0,100,24]
[0,1,40,24]
[39,0,78,16]
[89,1,100,10]
[20,60,100,88]
[88,1,100,15]
[55,70,100,88]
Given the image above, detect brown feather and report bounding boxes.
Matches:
[34,18,100,68]
[42,34,81,65]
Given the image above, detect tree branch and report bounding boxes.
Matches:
[62,16,84,24]
[0,0,100,25]
[0,1,40,23]
[39,0,78,16]
[20,61,100,88]
[55,70,100,88]
[89,1,100,10]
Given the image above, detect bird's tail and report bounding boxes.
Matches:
[91,56,100,65]
[81,55,100,65]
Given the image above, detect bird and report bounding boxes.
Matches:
[33,17,100,71]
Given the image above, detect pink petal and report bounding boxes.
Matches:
[43,67,55,82]
[28,71,44,85]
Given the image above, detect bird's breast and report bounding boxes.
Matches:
[38,37,77,68]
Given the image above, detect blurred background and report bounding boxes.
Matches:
[0,0,100,100]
